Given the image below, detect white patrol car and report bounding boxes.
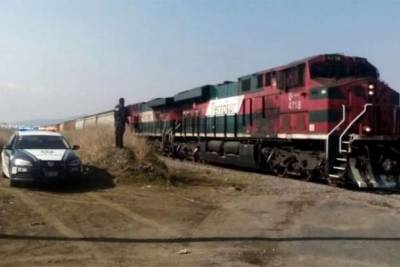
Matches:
[1,130,82,186]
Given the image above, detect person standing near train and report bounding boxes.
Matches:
[114,97,128,148]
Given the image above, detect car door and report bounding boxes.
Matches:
[2,134,15,177]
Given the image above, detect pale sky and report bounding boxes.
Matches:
[1,0,399,122]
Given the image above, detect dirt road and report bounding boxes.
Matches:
[1,159,400,266]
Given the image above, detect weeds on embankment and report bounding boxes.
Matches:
[0,128,13,148]
[64,127,170,184]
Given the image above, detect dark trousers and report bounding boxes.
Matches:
[115,126,125,148]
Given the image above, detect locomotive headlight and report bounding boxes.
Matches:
[382,159,393,172]
[368,90,375,96]
[363,126,372,133]
[368,84,375,90]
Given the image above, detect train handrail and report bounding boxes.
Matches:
[325,104,346,159]
[164,122,181,135]
[339,103,372,153]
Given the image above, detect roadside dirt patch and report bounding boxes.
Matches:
[366,199,395,209]
[164,158,250,189]
[278,199,316,229]
[0,190,54,235]
[3,156,400,266]
[236,248,277,266]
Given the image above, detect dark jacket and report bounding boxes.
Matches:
[114,104,128,128]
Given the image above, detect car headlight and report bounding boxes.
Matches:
[68,159,81,166]
[14,158,32,167]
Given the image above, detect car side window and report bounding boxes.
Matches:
[7,135,16,149]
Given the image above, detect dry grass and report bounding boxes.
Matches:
[64,126,114,164]
[0,128,13,148]
[64,126,154,164]
[63,127,169,184]
[63,127,238,187]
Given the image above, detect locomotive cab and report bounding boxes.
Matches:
[309,55,378,81]
[307,55,400,188]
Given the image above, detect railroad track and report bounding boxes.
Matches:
[161,156,400,194]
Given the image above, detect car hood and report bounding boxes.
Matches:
[22,149,67,161]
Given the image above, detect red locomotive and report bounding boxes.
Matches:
[129,54,400,189]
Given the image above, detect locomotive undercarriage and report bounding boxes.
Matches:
[261,146,325,180]
[344,138,400,188]
[151,134,400,189]
[156,136,327,182]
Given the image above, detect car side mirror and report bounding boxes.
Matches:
[72,145,80,150]
[3,144,11,150]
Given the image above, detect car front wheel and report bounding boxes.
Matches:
[9,179,17,187]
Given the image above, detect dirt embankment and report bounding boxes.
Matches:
[64,127,240,189]
[64,128,171,186]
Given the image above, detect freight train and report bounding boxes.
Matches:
[56,54,400,189]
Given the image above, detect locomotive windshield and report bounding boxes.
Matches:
[310,61,378,79]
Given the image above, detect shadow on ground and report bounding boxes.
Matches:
[16,165,115,194]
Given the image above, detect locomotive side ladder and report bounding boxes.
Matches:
[161,122,181,154]
[327,104,372,187]
[326,104,347,184]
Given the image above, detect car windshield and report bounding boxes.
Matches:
[14,135,70,149]
[310,62,378,79]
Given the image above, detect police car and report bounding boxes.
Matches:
[1,130,82,186]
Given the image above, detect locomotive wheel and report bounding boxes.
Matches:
[326,178,337,186]
[193,148,200,162]
[327,175,345,187]
[273,164,287,177]
[302,169,313,181]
